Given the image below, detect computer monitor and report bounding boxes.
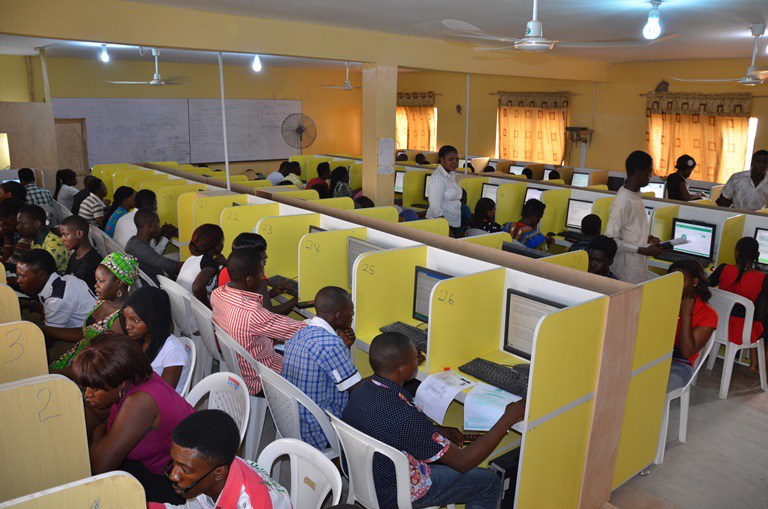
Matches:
[565,199,593,230]
[412,266,453,323]
[690,186,711,199]
[570,172,590,187]
[394,171,405,194]
[481,183,499,202]
[509,166,525,176]
[524,187,543,203]
[645,207,653,222]
[501,241,548,259]
[607,176,625,191]
[755,228,768,267]
[670,218,716,260]
[423,174,433,200]
[1,178,20,184]
[543,169,552,180]
[504,288,565,359]
[347,237,383,287]
[641,182,665,198]
[309,225,326,233]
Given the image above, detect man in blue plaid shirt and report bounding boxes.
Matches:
[282,286,361,450]
[18,168,52,207]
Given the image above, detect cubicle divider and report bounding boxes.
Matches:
[649,205,679,241]
[288,155,314,176]
[542,250,588,271]
[349,163,363,190]
[297,227,367,301]
[496,182,528,225]
[459,176,488,211]
[592,196,615,234]
[0,321,47,385]
[256,213,321,280]
[716,214,745,266]
[316,197,355,210]
[459,231,511,250]
[125,172,169,190]
[237,180,277,191]
[219,203,280,257]
[351,206,400,223]
[540,189,571,235]
[140,178,187,193]
[280,189,320,201]
[157,184,207,228]
[305,157,333,182]
[108,168,150,199]
[401,218,449,236]
[401,170,430,208]
[0,472,146,509]
[0,284,21,323]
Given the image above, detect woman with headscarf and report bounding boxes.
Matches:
[49,251,139,372]
[176,223,225,307]
[121,286,190,394]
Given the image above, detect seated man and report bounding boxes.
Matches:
[125,209,181,284]
[306,161,331,194]
[282,286,361,450]
[16,249,95,342]
[342,332,526,509]
[18,167,53,207]
[210,247,305,395]
[0,198,27,270]
[266,161,291,186]
[114,189,176,251]
[283,161,305,189]
[568,214,602,252]
[150,409,290,509]
[17,204,70,274]
[503,199,552,251]
[60,215,102,291]
[587,235,619,279]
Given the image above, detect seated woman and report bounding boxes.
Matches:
[709,237,768,372]
[330,166,355,199]
[466,197,503,233]
[72,334,194,503]
[74,177,108,228]
[104,186,136,237]
[667,260,718,392]
[50,252,138,372]
[176,224,225,307]
[121,287,191,394]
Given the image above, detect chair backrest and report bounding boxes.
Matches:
[0,261,6,285]
[464,228,488,237]
[0,375,90,501]
[185,372,250,444]
[0,472,145,508]
[137,268,158,288]
[158,275,198,336]
[213,322,253,381]
[0,283,21,323]
[0,321,47,384]
[254,362,340,458]
[102,233,123,256]
[709,287,755,345]
[190,297,221,363]
[327,414,413,509]
[90,230,107,258]
[257,438,342,509]
[176,336,197,397]
[52,200,73,225]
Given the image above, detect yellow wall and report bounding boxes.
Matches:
[0,55,31,102]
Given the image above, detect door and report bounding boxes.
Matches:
[54,118,88,173]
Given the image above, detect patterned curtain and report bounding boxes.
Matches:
[496,92,568,164]
[396,92,437,151]
[397,91,435,107]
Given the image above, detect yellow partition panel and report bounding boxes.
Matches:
[306,157,333,181]
[0,321,47,384]
[495,182,527,225]
[592,197,615,234]
[289,155,315,178]
[352,206,400,223]
[711,185,723,203]
[141,178,187,192]
[1,472,146,509]
[402,170,431,208]
[317,197,355,210]
[546,179,565,185]
[691,198,715,207]
[238,180,276,191]
[157,184,206,227]
[716,214,745,266]
[459,232,511,250]
[92,163,141,181]
[109,169,148,199]
[125,173,168,190]
[542,250,588,271]
[540,189,571,235]
[257,214,321,279]
[349,163,363,190]
[219,204,280,257]
[401,218,449,236]
[298,227,367,301]
[192,194,249,232]
[280,189,320,200]
[649,205,679,241]
[460,177,488,211]
[0,284,21,323]
[206,175,249,183]
[641,191,656,198]
[587,184,609,191]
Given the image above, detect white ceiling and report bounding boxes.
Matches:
[130,0,768,63]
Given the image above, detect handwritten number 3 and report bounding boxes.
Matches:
[36,388,62,423]
[4,329,23,364]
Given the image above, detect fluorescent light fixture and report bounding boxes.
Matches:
[251,55,262,72]
[100,44,110,63]
[643,1,662,40]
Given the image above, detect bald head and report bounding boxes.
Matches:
[369,332,416,377]
[315,286,353,330]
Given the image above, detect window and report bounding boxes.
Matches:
[396,106,437,152]
[496,106,566,165]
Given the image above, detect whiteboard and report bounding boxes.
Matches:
[53,98,191,167]
[189,99,301,163]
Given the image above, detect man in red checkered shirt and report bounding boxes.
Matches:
[211,247,306,395]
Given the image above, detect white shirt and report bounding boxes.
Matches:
[266,171,285,186]
[57,185,79,211]
[720,170,768,211]
[151,334,190,394]
[113,208,169,253]
[604,187,650,284]
[38,273,96,328]
[425,165,462,227]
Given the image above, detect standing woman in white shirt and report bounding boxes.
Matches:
[426,145,464,237]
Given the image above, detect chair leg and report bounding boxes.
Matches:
[719,344,738,399]
[243,397,268,461]
[757,339,767,392]
[706,342,720,371]
[679,389,690,443]
[654,397,672,465]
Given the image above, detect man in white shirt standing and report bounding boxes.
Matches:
[605,151,664,284]
[426,145,463,237]
[716,150,768,211]
[114,189,176,252]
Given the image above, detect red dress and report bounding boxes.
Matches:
[718,265,765,345]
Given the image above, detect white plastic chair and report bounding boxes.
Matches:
[258,438,342,509]
[137,268,158,288]
[52,200,72,224]
[213,322,270,461]
[176,336,197,398]
[103,233,124,257]
[705,288,768,398]
[190,296,221,379]
[90,230,107,258]
[253,362,340,460]
[185,372,250,446]
[158,275,206,388]
[463,228,488,237]
[328,414,454,509]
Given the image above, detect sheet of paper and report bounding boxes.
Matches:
[414,370,475,425]
[377,137,395,175]
[668,237,691,246]
[464,382,522,432]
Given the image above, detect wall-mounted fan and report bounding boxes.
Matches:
[282,113,317,154]
[670,24,767,86]
[321,62,361,90]
[107,48,191,86]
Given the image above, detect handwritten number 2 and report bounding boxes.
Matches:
[36,388,62,423]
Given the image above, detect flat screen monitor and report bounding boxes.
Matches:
[423,174,433,200]
[412,266,453,323]
[509,166,525,176]
[481,183,499,202]
[1,178,20,184]
[641,182,665,198]
[755,228,768,267]
[504,288,565,360]
[607,176,625,191]
[690,186,711,199]
[524,187,543,203]
[565,199,593,230]
[309,226,326,233]
[670,218,716,260]
[501,241,548,259]
[394,171,405,194]
[571,172,590,187]
[646,207,653,222]
[347,237,383,287]
[543,169,552,180]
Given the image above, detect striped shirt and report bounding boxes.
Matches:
[78,192,106,226]
[25,184,53,206]
[210,284,306,395]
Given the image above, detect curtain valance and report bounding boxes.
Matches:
[645,92,752,117]
[397,92,435,107]
[497,91,569,109]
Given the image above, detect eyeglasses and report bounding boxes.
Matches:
[163,460,225,494]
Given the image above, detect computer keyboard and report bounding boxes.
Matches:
[559,230,583,244]
[267,275,299,297]
[458,358,529,397]
[656,251,710,265]
[380,321,428,353]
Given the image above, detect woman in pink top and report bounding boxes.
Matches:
[72,333,194,503]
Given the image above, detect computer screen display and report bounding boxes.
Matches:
[646,207,653,222]
[504,288,565,359]
[524,187,543,203]
[570,172,590,187]
[690,186,711,199]
[755,228,768,266]
[481,183,499,202]
[509,166,525,175]
[641,182,665,198]
[607,176,625,191]
[565,199,593,230]
[671,219,716,259]
[423,174,433,199]
[1,178,20,184]
[347,237,383,287]
[394,171,405,194]
[543,169,552,179]
[412,266,453,323]
[309,226,326,233]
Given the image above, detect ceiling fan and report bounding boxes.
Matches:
[670,23,767,86]
[321,62,360,90]
[107,48,191,86]
[442,0,676,53]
